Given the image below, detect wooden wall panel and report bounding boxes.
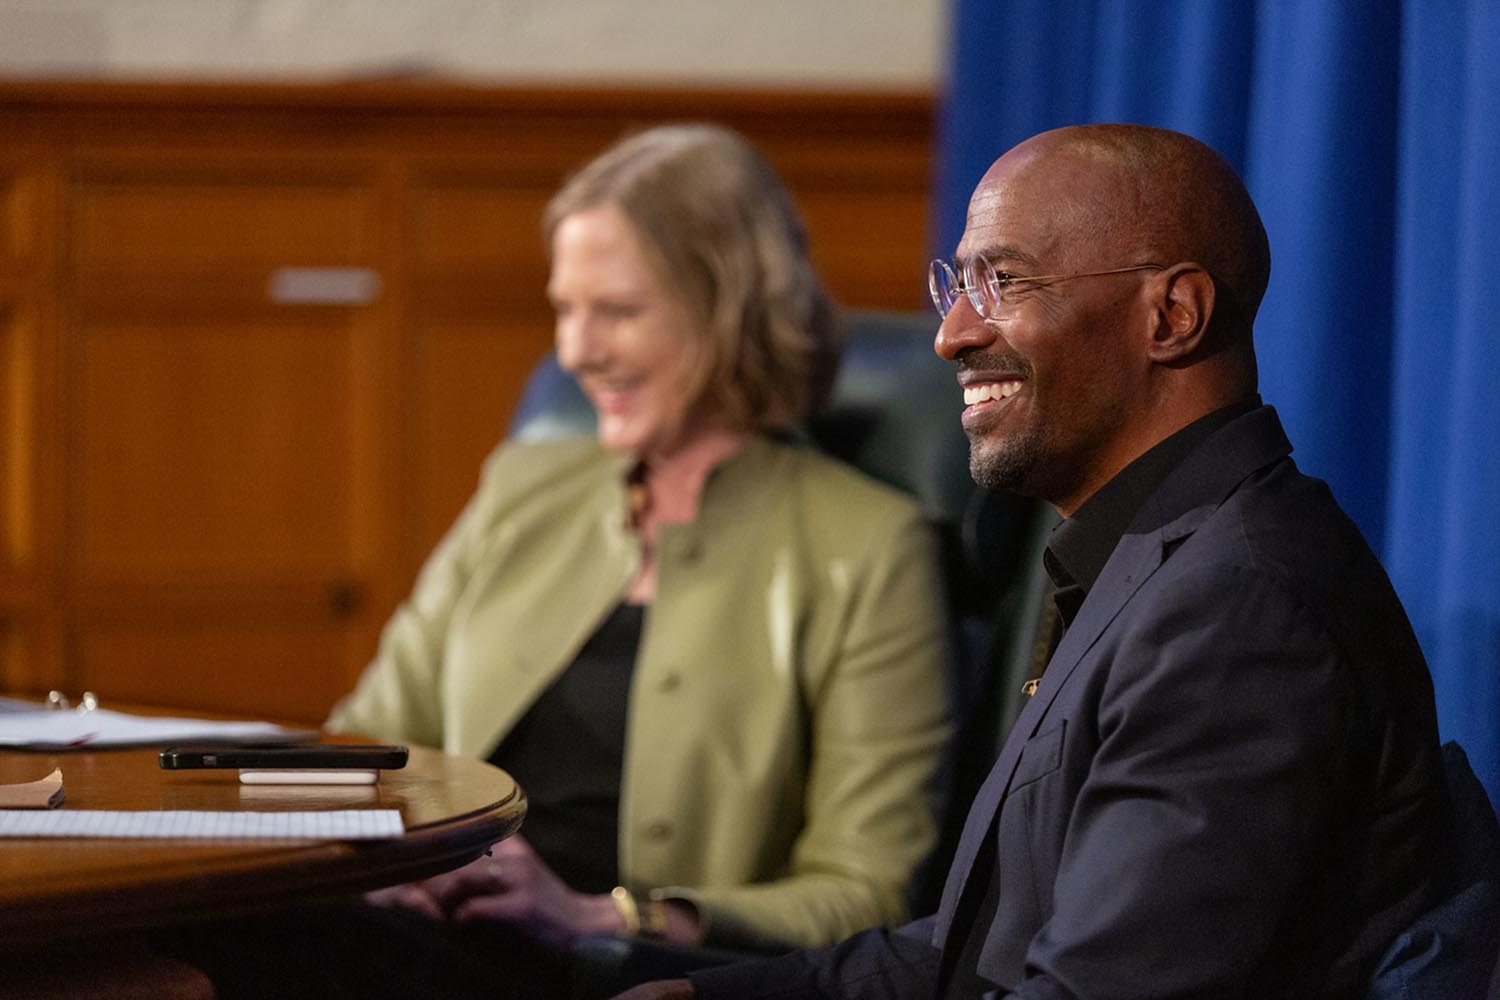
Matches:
[0,306,24,574]
[1,165,39,576]
[0,80,935,721]
[0,620,22,697]
[0,152,63,696]
[56,162,400,715]
[404,175,560,571]
[1,169,25,261]
[407,176,553,313]
[799,189,931,313]
[72,175,374,269]
[74,618,355,723]
[409,319,555,569]
[72,318,359,578]
[0,608,64,697]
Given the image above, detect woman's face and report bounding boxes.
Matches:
[549,204,705,458]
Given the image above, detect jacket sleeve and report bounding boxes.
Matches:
[323,446,513,748]
[687,508,953,949]
[689,918,940,1000]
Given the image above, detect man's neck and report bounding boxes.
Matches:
[1046,396,1261,595]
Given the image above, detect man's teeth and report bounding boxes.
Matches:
[964,381,1022,405]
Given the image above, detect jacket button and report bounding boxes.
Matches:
[646,820,674,841]
[658,672,681,693]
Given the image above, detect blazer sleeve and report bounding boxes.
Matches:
[1008,561,1361,998]
[685,507,953,949]
[690,918,941,1000]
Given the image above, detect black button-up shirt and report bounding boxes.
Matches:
[1043,396,1262,630]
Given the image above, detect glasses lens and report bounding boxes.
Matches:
[928,260,960,316]
[965,255,1001,319]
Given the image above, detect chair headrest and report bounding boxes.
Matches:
[803,309,973,523]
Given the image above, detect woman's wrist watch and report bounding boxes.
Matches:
[610,886,670,940]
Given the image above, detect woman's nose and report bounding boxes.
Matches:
[556,314,601,372]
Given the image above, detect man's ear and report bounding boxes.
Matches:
[1145,263,1215,364]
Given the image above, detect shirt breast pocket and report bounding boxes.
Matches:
[1009,718,1066,792]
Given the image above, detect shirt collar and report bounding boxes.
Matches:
[1045,396,1261,603]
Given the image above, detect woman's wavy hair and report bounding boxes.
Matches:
[542,124,840,432]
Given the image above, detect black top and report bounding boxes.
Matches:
[487,602,645,894]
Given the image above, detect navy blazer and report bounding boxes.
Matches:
[692,406,1450,999]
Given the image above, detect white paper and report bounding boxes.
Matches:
[0,809,404,839]
[0,701,310,749]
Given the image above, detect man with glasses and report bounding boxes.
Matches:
[616,124,1452,998]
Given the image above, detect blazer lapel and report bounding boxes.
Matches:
[933,525,1171,944]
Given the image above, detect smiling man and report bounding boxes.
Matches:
[616,124,1454,998]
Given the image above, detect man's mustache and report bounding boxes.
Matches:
[956,348,1032,382]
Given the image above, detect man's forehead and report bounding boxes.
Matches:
[956,167,1042,263]
[957,145,1116,264]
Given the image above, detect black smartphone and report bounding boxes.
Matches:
[157,743,409,770]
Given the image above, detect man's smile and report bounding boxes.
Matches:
[962,380,1023,406]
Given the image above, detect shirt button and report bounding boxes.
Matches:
[646,820,674,841]
[677,538,703,564]
[658,672,681,693]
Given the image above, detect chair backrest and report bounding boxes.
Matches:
[1367,741,1500,999]
[508,307,1057,912]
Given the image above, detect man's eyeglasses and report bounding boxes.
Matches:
[928,255,1162,319]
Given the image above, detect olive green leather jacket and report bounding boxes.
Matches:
[327,434,951,949]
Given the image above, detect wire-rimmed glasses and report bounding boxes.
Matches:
[928,255,1162,319]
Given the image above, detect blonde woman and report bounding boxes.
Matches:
[174,125,950,1000]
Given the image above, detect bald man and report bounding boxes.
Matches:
[615,125,1452,998]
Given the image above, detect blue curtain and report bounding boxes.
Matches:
[934,0,1500,803]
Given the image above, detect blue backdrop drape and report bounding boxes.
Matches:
[934,0,1500,803]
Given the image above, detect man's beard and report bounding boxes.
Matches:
[957,348,1039,493]
[968,426,1043,495]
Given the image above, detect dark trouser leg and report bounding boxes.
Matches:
[156,901,569,1000]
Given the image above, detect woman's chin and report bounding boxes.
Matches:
[595,420,649,455]
[596,414,687,455]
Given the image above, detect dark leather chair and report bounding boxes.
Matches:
[507,308,1057,998]
[1367,741,1500,999]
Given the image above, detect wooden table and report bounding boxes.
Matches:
[0,744,525,948]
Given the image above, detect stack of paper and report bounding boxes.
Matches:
[0,698,310,750]
[0,808,405,839]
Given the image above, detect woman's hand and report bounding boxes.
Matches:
[365,836,706,949]
[363,880,446,919]
[432,835,624,948]
[363,849,499,919]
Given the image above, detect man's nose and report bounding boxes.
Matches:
[933,296,995,361]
